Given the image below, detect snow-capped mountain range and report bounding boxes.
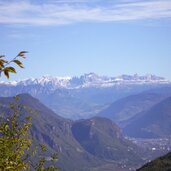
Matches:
[0,73,171,119]
[0,73,170,89]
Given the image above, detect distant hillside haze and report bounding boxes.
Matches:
[1,81,171,170]
[98,92,169,125]
[0,94,97,171]
[97,87,171,139]
[0,94,145,171]
[0,73,170,119]
[124,96,171,138]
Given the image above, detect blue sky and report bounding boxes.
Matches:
[0,0,171,81]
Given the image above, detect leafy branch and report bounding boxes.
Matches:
[0,96,59,171]
[0,52,59,170]
[0,51,27,78]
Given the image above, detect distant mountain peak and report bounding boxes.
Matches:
[0,73,170,89]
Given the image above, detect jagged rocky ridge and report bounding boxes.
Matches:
[0,73,170,89]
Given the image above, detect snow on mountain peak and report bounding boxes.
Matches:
[0,73,170,89]
[16,75,72,88]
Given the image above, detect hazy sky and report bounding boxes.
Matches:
[0,0,171,81]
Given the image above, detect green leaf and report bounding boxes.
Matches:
[5,67,17,73]
[0,59,8,68]
[17,51,28,58]
[3,67,16,78]
[5,124,9,131]
[13,60,24,68]
[40,144,47,152]
[4,69,9,78]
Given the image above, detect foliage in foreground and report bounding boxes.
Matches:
[0,97,59,171]
[0,53,59,170]
[0,51,27,78]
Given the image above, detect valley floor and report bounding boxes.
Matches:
[127,137,171,163]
